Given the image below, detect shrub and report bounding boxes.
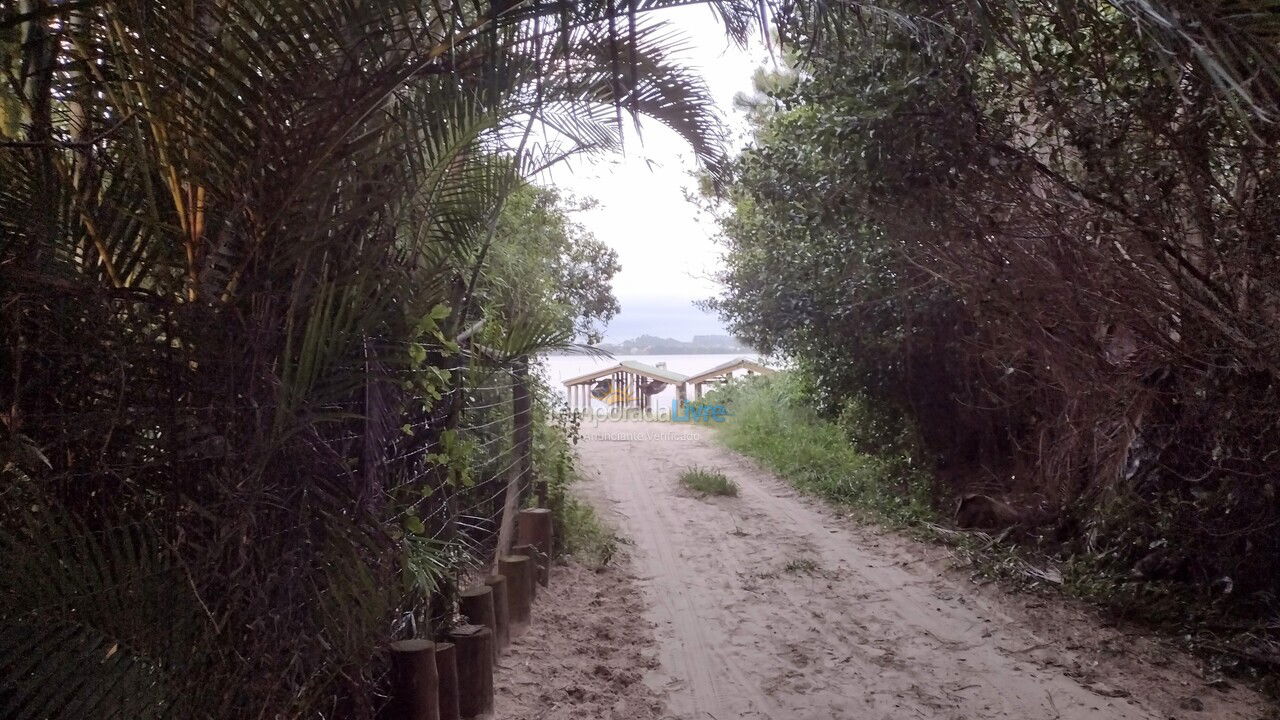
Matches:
[707,373,933,524]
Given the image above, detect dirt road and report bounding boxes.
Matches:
[563,421,1268,720]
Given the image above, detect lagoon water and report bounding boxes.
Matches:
[538,353,766,410]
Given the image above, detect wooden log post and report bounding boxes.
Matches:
[498,554,532,633]
[513,357,533,497]
[448,624,494,719]
[512,544,543,598]
[484,574,510,654]
[512,545,533,598]
[389,639,440,720]
[434,642,459,720]
[517,508,553,587]
[457,585,497,663]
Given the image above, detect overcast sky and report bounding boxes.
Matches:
[535,6,770,343]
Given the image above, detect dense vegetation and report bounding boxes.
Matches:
[0,0,755,716]
[706,375,930,522]
[712,1,1280,634]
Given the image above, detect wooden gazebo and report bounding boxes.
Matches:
[563,360,690,411]
[684,357,776,400]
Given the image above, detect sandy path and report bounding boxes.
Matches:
[573,421,1268,720]
[493,561,667,720]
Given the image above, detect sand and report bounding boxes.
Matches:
[494,421,1270,719]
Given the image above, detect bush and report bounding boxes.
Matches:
[705,373,933,524]
[712,1,1280,632]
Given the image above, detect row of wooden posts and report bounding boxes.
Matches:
[387,506,554,720]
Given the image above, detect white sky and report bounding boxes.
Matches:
[535,6,771,343]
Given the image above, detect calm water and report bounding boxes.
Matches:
[538,353,767,410]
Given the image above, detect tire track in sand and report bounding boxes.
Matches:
[576,421,1269,720]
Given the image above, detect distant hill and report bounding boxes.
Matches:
[580,334,753,355]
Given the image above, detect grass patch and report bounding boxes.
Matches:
[679,466,739,496]
[707,374,933,525]
[555,493,617,568]
[783,557,819,574]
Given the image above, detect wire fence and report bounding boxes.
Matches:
[423,362,537,570]
[2,288,545,644]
